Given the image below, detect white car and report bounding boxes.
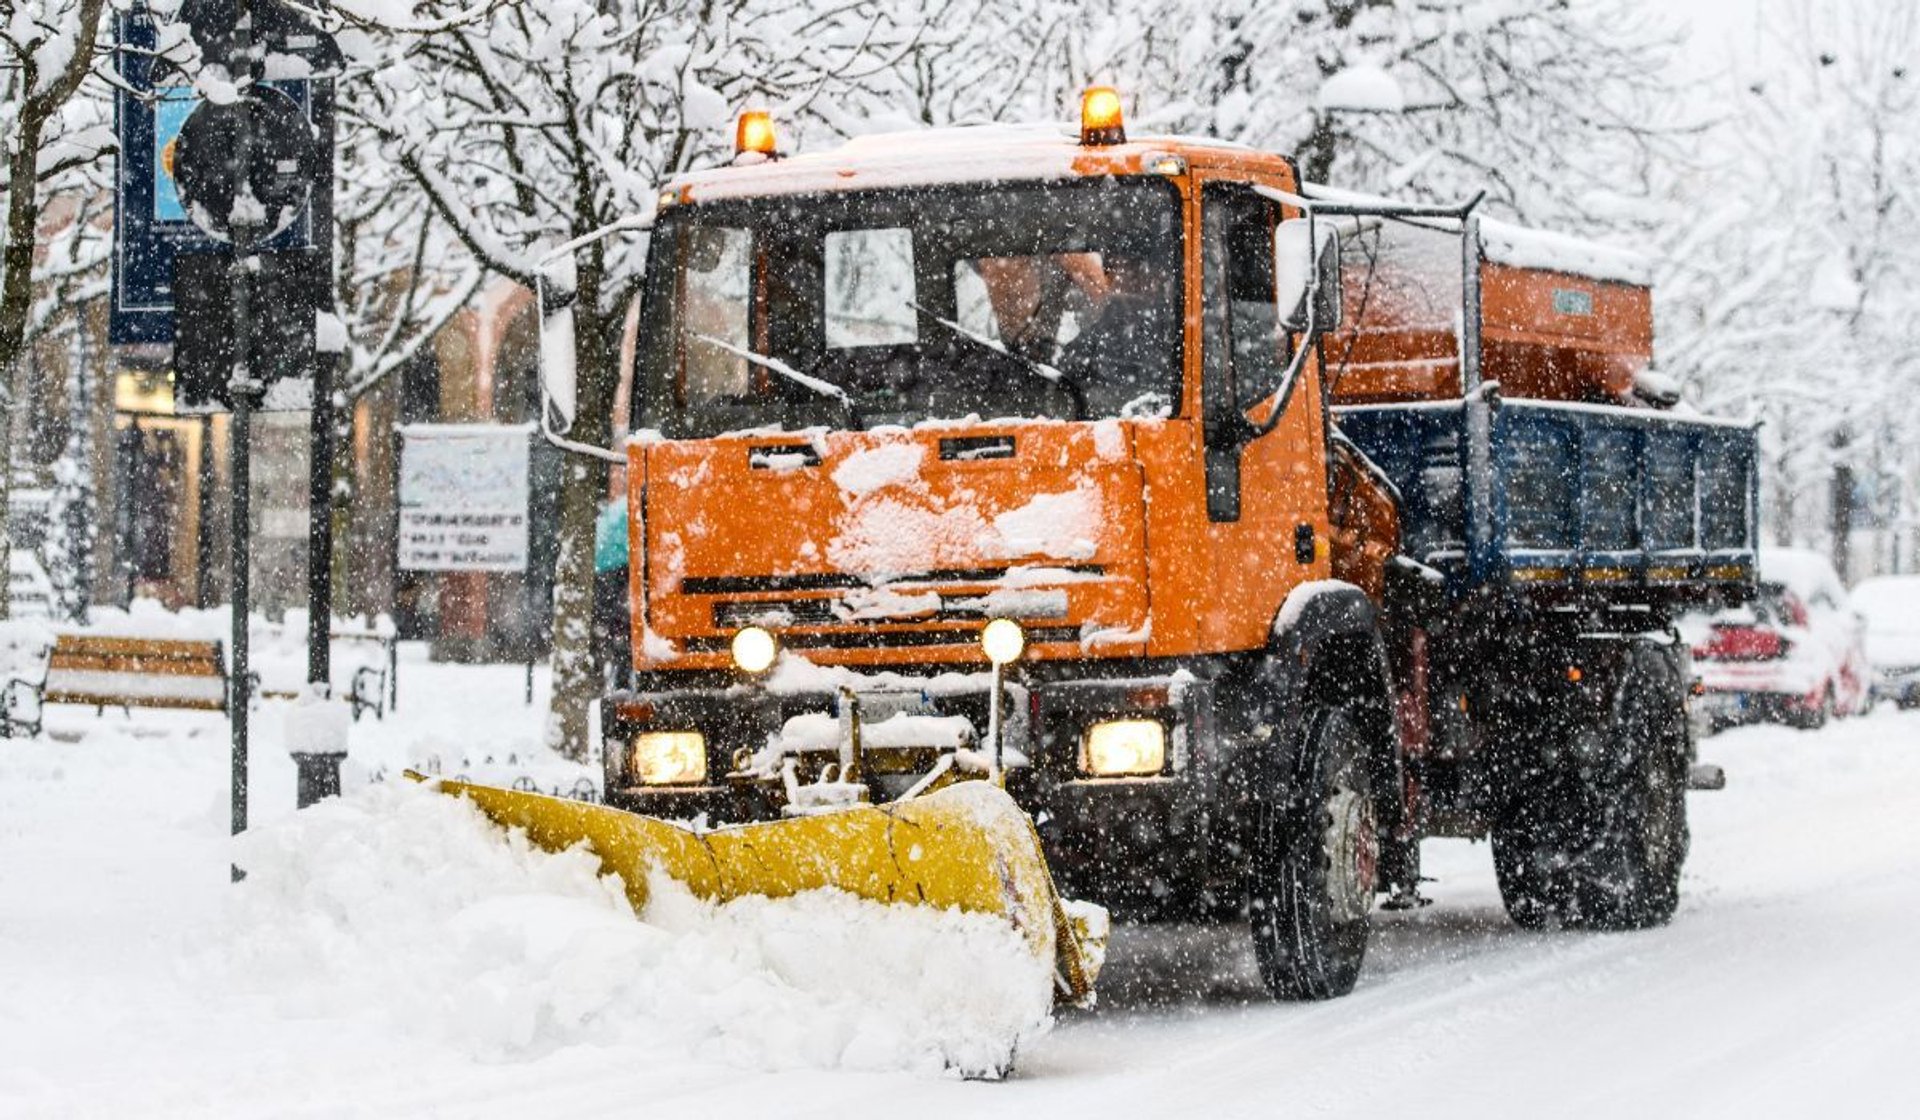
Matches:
[1850,575,1920,708]
[1683,548,1872,729]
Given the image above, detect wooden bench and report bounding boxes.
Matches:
[252,628,397,721]
[3,635,231,737]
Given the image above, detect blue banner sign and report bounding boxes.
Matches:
[110,10,332,345]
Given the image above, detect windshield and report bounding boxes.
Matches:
[637,178,1183,437]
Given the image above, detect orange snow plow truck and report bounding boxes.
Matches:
[462,90,1755,1015]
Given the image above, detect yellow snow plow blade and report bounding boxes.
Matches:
[412,774,1105,1004]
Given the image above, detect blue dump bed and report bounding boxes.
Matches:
[1336,395,1758,608]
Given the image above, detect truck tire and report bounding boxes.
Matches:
[1248,702,1378,1000]
[1491,642,1688,931]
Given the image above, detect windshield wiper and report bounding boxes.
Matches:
[910,302,1086,421]
[691,334,852,406]
[908,301,1071,387]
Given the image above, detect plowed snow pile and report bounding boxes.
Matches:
[225,783,1052,1076]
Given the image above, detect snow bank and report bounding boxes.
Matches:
[225,784,1052,1076]
[0,617,57,677]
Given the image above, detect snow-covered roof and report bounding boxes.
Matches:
[1477,217,1653,288]
[668,124,1256,202]
[1301,182,1653,287]
[1759,547,1846,600]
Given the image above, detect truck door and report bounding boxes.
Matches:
[1186,179,1333,650]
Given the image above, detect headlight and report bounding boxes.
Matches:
[630,731,707,785]
[730,626,777,673]
[1081,719,1166,776]
[981,618,1026,665]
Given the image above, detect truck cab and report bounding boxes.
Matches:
[626,122,1355,676]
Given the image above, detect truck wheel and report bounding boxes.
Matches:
[1248,702,1378,1000]
[1492,643,1687,931]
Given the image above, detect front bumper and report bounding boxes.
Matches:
[1873,665,1920,705]
[1694,657,1824,701]
[600,663,1240,918]
[1694,688,1798,727]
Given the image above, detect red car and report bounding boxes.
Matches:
[1684,548,1871,731]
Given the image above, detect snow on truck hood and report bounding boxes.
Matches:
[638,421,1151,660]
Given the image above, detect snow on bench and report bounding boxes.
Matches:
[2,635,232,735]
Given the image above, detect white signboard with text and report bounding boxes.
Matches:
[397,424,533,572]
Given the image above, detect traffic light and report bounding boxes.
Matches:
[172,84,323,242]
[172,249,327,411]
[178,0,344,75]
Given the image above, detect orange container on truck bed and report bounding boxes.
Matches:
[1326,215,1655,407]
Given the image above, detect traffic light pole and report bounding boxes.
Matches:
[309,354,331,696]
[229,0,260,881]
[166,1,342,866]
[229,354,259,882]
[293,344,343,807]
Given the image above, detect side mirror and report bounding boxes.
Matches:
[537,254,578,434]
[1275,219,1342,335]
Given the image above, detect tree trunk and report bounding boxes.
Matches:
[1,0,109,623]
[545,281,617,761]
[1831,427,1854,582]
[0,105,39,626]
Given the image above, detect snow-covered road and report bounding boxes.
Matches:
[4,669,1916,1118]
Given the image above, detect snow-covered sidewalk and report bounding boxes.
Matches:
[3,662,1918,1118]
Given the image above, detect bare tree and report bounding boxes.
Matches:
[337,0,915,758]
[2,0,114,620]
[873,1,1691,237]
[323,81,486,608]
[1658,0,1920,567]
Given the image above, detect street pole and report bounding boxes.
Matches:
[229,0,260,882]
[309,352,332,694]
[292,344,344,807]
[1831,426,1854,583]
[230,361,257,882]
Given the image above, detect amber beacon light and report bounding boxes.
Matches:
[735,110,778,157]
[1080,86,1126,145]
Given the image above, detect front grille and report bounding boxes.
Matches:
[713,599,840,628]
[712,595,1068,629]
[686,625,1082,652]
[682,564,1102,596]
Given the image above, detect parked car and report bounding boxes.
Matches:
[1682,548,1871,730]
[1850,574,1920,708]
